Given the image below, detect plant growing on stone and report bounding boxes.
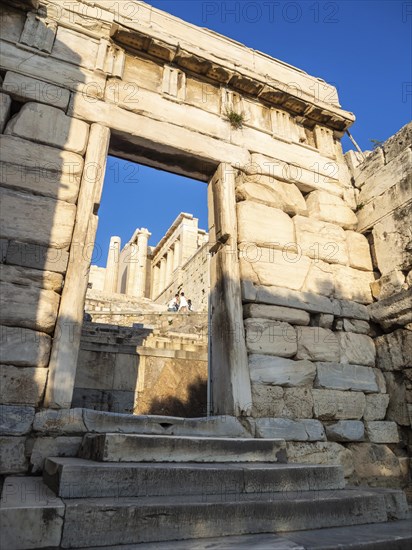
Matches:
[225,108,246,129]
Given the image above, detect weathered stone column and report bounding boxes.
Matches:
[103,236,121,293]
[152,263,160,299]
[165,248,174,285]
[125,242,138,296]
[159,257,166,294]
[173,239,181,271]
[44,124,110,409]
[131,228,151,297]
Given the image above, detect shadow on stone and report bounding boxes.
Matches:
[147,376,207,418]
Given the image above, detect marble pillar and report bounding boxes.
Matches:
[103,236,121,293]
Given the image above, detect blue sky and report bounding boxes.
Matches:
[94,0,411,266]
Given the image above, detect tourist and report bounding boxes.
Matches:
[167,294,179,312]
[188,299,193,312]
[178,292,189,312]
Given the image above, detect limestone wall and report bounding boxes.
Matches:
[345,123,412,493]
[89,265,106,291]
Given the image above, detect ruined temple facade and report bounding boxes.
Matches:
[89,212,209,310]
[0,0,411,519]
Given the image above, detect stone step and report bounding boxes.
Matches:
[0,477,64,550]
[74,517,412,549]
[43,457,345,498]
[57,489,404,548]
[2,476,408,549]
[78,433,287,463]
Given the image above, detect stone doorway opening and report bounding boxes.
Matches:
[73,155,211,417]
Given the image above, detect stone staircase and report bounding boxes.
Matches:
[1,432,411,549]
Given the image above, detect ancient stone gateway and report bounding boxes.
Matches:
[0,0,411,547]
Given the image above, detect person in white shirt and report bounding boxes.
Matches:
[167,294,179,311]
[178,292,188,312]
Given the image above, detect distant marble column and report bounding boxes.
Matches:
[173,239,181,271]
[159,257,166,294]
[103,236,121,293]
[152,263,160,299]
[166,248,174,285]
[135,228,151,297]
[126,242,138,296]
[127,228,151,298]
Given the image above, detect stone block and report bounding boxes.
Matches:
[251,384,284,417]
[0,476,65,550]
[0,92,12,133]
[0,134,83,203]
[364,394,390,421]
[345,231,373,271]
[33,409,86,434]
[333,299,369,321]
[0,264,63,292]
[283,387,314,418]
[74,349,116,390]
[375,330,412,370]
[243,303,310,325]
[237,201,295,249]
[113,354,139,391]
[249,354,316,387]
[0,365,48,406]
[30,436,83,473]
[0,325,51,367]
[349,443,401,484]
[332,265,374,304]
[2,71,71,110]
[0,405,35,436]
[255,418,325,441]
[0,133,84,176]
[351,147,385,188]
[294,215,348,265]
[0,281,60,334]
[369,288,412,330]
[310,313,334,329]
[0,188,76,249]
[315,362,379,393]
[301,261,334,297]
[72,388,137,415]
[286,441,354,477]
[370,270,406,300]
[365,421,399,443]
[81,410,251,438]
[80,433,286,463]
[312,389,366,420]
[372,204,412,275]
[255,285,334,315]
[325,420,365,442]
[337,332,375,367]
[244,319,297,357]
[342,318,370,334]
[357,173,412,234]
[235,177,307,216]
[305,190,358,229]
[5,240,69,274]
[384,372,410,426]
[358,147,412,206]
[239,245,311,291]
[5,102,90,154]
[296,327,339,362]
[0,437,27,474]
